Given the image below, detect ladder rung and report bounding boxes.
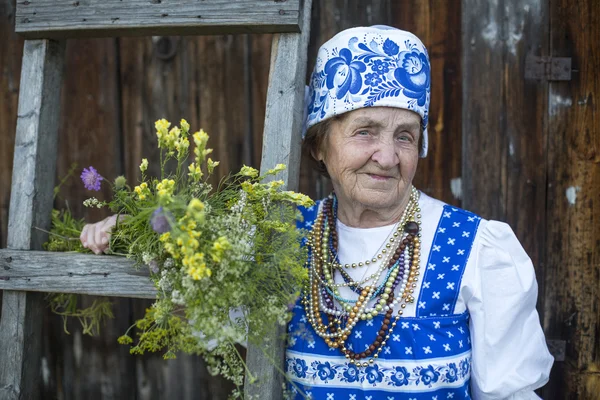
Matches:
[0,249,156,299]
[16,0,302,39]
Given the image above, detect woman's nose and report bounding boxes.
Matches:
[371,141,398,169]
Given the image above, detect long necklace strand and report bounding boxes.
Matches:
[302,187,421,367]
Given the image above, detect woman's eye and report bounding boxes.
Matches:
[357,130,370,136]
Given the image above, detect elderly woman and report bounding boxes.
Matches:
[284,26,553,399]
[81,25,553,400]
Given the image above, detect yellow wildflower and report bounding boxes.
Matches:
[159,232,171,242]
[156,179,176,198]
[188,162,203,181]
[175,137,190,159]
[285,191,314,207]
[187,198,205,213]
[140,158,148,173]
[268,180,285,189]
[266,163,287,175]
[240,165,259,178]
[139,194,146,200]
[134,186,142,194]
[192,130,209,148]
[155,119,171,132]
[207,158,220,174]
[140,182,148,189]
[241,181,253,194]
[155,119,171,148]
[192,130,210,165]
[180,119,190,134]
[211,236,230,262]
[169,127,181,140]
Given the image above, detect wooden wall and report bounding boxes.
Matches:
[0,0,598,398]
[462,0,600,398]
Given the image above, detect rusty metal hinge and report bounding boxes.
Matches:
[525,53,572,81]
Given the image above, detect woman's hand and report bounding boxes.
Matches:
[80,214,120,254]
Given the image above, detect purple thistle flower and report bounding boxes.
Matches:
[81,166,103,191]
[151,207,172,234]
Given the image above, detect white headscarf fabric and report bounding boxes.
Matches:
[304,25,431,157]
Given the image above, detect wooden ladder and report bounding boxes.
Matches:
[0,1,312,399]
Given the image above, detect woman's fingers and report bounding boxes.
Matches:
[85,224,101,254]
[80,224,89,248]
[94,220,108,254]
[80,214,121,254]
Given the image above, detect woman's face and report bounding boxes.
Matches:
[318,107,421,213]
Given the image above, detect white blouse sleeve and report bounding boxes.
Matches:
[463,220,554,400]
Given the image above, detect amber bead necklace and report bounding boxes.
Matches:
[302,187,421,367]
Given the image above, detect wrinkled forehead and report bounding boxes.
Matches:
[335,107,422,133]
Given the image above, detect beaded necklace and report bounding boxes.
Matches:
[302,187,422,367]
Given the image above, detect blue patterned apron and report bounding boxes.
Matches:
[285,201,481,400]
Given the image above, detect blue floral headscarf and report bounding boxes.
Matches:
[304,25,431,157]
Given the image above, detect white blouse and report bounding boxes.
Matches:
[333,192,553,400]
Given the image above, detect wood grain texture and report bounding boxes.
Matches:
[0,0,23,250]
[15,0,302,39]
[0,38,65,400]
[0,250,156,298]
[391,0,462,206]
[543,0,600,398]
[461,0,506,220]
[244,1,312,398]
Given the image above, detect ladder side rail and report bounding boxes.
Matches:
[244,0,312,398]
[0,39,65,400]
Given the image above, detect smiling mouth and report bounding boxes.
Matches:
[367,173,394,181]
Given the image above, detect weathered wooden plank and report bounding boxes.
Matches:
[15,0,301,39]
[249,33,272,170]
[244,0,312,399]
[0,0,24,250]
[461,0,507,220]
[256,0,312,187]
[543,0,600,398]
[0,38,65,400]
[0,250,156,298]
[391,0,462,206]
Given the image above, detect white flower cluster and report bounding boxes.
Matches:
[82,197,106,208]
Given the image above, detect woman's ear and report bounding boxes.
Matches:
[313,147,324,162]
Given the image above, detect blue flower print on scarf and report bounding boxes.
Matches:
[316,361,336,382]
[341,363,360,383]
[293,358,308,379]
[364,364,384,385]
[364,72,383,87]
[390,366,410,386]
[419,365,440,386]
[382,38,400,56]
[460,359,470,377]
[370,59,390,75]
[394,49,430,106]
[445,363,458,383]
[324,48,367,99]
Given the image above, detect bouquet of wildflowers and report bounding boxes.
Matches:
[46,119,312,396]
